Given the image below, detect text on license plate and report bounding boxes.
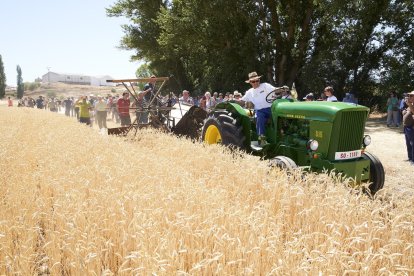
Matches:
[335,150,362,160]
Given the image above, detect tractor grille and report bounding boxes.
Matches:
[336,111,366,152]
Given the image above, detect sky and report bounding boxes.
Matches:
[0,0,140,86]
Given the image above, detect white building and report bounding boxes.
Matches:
[41,71,115,86]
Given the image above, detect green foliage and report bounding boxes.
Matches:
[0,55,5,99]
[108,0,414,102]
[23,82,41,91]
[135,63,152,78]
[16,65,24,99]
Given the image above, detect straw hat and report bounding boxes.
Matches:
[245,72,262,83]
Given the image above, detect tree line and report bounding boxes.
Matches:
[0,54,24,99]
[107,0,413,106]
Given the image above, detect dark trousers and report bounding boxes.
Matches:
[404,126,414,161]
[256,107,271,136]
[120,115,131,126]
[80,117,91,125]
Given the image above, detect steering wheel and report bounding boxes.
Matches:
[265,91,281,103]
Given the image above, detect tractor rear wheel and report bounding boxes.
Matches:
[269,156,298,170]
[201,113,245,149]
[362,152,385,195]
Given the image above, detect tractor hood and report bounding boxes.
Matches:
[272,100,369,122]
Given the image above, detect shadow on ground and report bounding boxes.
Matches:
[365,115,404,134]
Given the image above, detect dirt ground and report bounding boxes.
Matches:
[364,114,413,197]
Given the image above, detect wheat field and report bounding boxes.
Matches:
[0,107,413,275]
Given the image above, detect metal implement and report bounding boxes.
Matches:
[106,77,208,139]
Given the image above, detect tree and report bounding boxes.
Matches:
[0,54,6,99]
[16,65,24,99]
[108,0,414,101]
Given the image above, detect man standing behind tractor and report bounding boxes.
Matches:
[117,92,131,126]
[239,72,276,145]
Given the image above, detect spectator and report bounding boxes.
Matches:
[239,71,276,145]
[7,97,13,107]
[216,93,223,103]
[400,93,408,125]
[36,96,44,109]
[27,97,35,108]
[303,93,314,101]
[386,92,399,127]
[76,97,92,125]
[17,98,24,107]
[117,92,131,126]
[234,91,242,100]
[179,90,194,105]
[212,92,219,104]
[402,91,414,164]
[223,93,229,102]
[70,97,75,117]
[135,91,149,124]
[281,86,292,99]
[143,75,157,104]
[199,96,207,110]
[63,97,72,116]
[111,95,120,123]
[95,96,108,130]
[343,92,357,104]
[205,91,216,110]
[74,98,81,121]
[324,86,338,102]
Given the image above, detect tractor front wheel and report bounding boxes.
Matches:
[269,156,298,170]
[201,113,245,149]
[362,152,385,195]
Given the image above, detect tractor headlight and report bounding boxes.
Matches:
[307,139,319,151]
[363,135,371,147]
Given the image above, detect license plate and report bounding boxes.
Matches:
[335,150,362,160]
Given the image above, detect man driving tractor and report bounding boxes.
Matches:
[239,72,278,145]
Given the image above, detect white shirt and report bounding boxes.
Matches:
[95,101,108,111]
[242,82,276,110]
[327,95,338,102]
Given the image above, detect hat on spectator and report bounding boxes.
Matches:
[303,93,314,100]
[408,91,414,96]
[245,72,262,83]
[234,91,242,97]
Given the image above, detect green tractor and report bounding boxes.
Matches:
[201,99,385,195]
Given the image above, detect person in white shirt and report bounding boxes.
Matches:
[179,90,194,105]
[239,72,276,143]
[324,86,338,102]
[95,96,108,129]
[280,86,292,99]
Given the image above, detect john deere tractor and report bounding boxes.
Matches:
[201,97,385,195]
